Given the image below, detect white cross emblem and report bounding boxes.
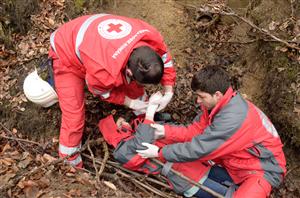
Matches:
[98,19,132,40]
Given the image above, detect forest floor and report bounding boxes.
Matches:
[0,0,300,197]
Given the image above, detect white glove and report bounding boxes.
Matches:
[136,142,159,158]
[124,96,148,113]
[149,91,163,105]
[156,92,174,112]
[145,92,163,120]
[151,123,165,139]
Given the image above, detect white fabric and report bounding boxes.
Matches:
[126,96,148,113]
[59,143,81,155]
[145,92,162,120]
[151,123,165,139]
[156,92,173,112]
[66,154,82,166]
[50,30,58,55]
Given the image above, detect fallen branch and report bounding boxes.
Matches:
[0,123,30,152]
[116,170,172,198]
[82,153,171,193]
[0,135,42,147]
[87,138,101,190]
[198,5,300,51]
[151,158,225,198]
[286,165,300,177]
[83,153,171,189]
[98,141,109,177]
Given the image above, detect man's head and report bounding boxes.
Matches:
[127,46,164,85]
[191,66,231,110]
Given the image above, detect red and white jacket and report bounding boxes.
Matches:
[49,14,176,167]
[49,14,176,104]
[159,87,286,188]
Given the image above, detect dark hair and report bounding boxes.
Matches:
[127,46,164,84]
[191,66,231,95]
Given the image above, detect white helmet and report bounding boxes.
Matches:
[23,69,58,107]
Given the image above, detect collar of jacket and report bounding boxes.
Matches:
[201,86,236,124]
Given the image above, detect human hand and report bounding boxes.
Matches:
[151,123,165,139]
[156,92,173,112]
[136,142,159,158]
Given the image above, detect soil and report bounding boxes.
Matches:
[1,0,300,197]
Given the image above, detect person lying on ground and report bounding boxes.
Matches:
[136,66,287,198]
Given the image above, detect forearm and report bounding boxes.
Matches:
[164,121,205,143]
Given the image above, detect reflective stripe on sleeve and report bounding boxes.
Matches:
[161,53,168,63]
[75,14,108,61]
[161,53,173,68]
[92,89,111,99]
[50,30,58,54]
[59,143,81,155]
[164,60,173,68]
[100,91,110,99]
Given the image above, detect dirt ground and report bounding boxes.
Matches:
[1,0,300,197]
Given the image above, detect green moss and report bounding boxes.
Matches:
[74,0,85,13]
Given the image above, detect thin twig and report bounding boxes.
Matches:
[98,141,109,177]
[82,154,172,192]
[0,123,29,152]
[286,165,300,177]
[290,0,295,21]
[116,170,173,198]
[87,139,101,190]
[151,158,224,198]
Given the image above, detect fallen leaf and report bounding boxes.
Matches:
[38,177,50,188]
[18,156,33,169]
[1,143,12,154]
[0,173,16,184]
[24,185,40,198]
[103,180,117,190]
[42,154,57,163]
[12,128,17,134]
[1,158,15,166]
[268,21,277,31]
[48,18,55,26]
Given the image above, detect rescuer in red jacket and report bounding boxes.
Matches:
[136,66,286,198]
[98,92,229,197]
[24,14,176,167]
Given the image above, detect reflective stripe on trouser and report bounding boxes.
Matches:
[51,56,85,167]
[59,148,82,167]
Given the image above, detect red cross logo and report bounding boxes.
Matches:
[98,19,132,39]
[107,23,122,33]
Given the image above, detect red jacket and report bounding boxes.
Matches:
[49,14,176,104]
[159,87,286,188]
